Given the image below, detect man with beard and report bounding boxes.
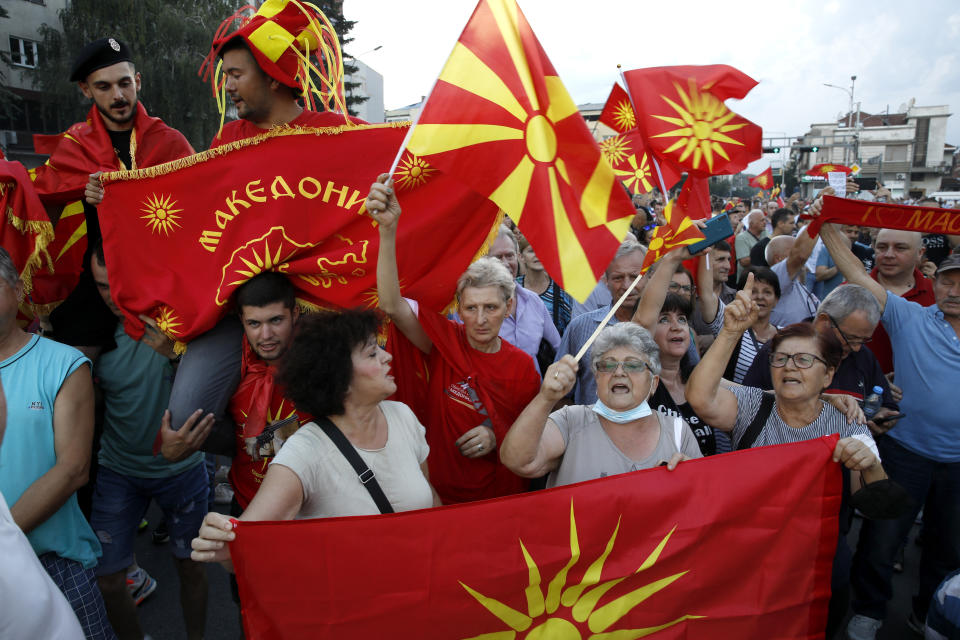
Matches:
[36,37,193,358]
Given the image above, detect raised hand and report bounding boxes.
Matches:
[721,271,759,337]
[541,355,578,403]
[366,173,401,232]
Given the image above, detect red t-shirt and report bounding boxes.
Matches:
[869,267,936,373]
[415,310,540,505]
[211,110,360,148]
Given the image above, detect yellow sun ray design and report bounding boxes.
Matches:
[600,135,631,166]
[394,154,437,191]
[459,503,703,639]
[140,193,183,236]
[154,305,183,337]
[649,79,748,173]
[612,153,654,195]
[216,227,317,305]
[612,101,636,132]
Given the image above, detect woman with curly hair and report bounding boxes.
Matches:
[367,175,541,504]
[189,309,439,570]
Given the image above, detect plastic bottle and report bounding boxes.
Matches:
[863,385,884,420]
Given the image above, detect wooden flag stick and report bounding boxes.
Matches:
[573,270,645,362]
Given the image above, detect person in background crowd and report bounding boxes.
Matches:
[735,209,768,280]
[815,224,873,299]
[750,208,797,268]
[554,239,647,405]
[765,228,820,326]
[516,233,574,338]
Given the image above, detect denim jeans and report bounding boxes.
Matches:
[850,436,960,620]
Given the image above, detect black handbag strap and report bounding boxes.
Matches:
[316,416,394,514]
[737,392,776,451]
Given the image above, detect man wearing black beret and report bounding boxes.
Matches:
[31,38,194,358]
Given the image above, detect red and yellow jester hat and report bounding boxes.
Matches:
[200,0,348,116]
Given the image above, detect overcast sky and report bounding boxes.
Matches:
[344,0,960,174]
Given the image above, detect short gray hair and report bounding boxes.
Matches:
[493,224,519,253]
[817,284,882,326]
[456,256,515,303]
[605,239,646,276]
[0,247,19,288]
[590,322,661,376]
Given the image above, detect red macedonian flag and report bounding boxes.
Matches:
[230,436,841,639]
[806,163,852,177]
[623,65,763,177]
[405,0,635,302]
[598,83,682,196]
[749,166,774,190]
[641,178,707,272]
[97,124,500,347]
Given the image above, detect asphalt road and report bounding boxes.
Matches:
[130,502,925,640]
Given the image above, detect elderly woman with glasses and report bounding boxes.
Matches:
[500,323,702,487]
[686,274,885,479]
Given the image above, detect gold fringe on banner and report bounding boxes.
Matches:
[102,121,412,184]
[6,207,55,296]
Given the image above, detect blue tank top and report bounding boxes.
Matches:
[0,335,101,568]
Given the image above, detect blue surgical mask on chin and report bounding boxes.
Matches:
[591,397,653,423]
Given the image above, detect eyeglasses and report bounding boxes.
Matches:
[769,352,828,369]
[827,315,872,347]
[668,282,693,294]
[594,359,653,374]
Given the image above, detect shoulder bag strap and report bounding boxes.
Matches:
[316,416,394,514]
[736,392,776,451]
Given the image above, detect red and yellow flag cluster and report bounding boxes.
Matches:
[404,0,636,302]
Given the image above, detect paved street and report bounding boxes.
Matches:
[130,500,925,639]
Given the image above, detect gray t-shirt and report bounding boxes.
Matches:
[545,405,702,488]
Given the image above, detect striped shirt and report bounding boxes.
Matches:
[710,300,779,385]
[728,386,877,456]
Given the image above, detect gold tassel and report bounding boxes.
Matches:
[102,121,411,184]
[6,208,55,296]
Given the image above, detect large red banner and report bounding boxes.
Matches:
[98,124,500,345]
[231,436,841,639]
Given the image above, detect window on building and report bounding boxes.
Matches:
[913,118,930,167]
[884,145,908,162]
[9,37,39,68]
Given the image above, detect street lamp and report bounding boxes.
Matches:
[824,75,859,163]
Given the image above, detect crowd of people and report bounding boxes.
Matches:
[1,4,959,640]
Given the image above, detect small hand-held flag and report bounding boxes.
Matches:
[640,177,707,272]
[806,163,852,177]
[749,166,774,190]
[401,0,636,302]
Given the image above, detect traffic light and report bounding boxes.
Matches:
[795,145,820,153]
[762,146,781,153]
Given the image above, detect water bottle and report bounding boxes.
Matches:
[863,386,883,421]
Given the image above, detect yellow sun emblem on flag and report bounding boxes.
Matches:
[154,305,183,337]
[613,153,655,195]
[140,194,183,236]
[216,227,317,305]
[612,100,636,132]
[394,153,436,191]
[459,503,702,639]
[599,135,631,166]
[820,165,835,173]
[757,175,769,188]
[650,79,748,173]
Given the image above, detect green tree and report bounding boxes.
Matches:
[32,0,366,151]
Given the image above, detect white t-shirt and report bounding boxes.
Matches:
[271,401,433,518]
[0,490,84,639]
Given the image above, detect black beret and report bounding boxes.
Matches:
[69,38,133,82]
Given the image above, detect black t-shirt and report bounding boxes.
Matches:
[923,234,951,267]
[107,128,133,170]
[750,237,771,268]
[650,382,716,456]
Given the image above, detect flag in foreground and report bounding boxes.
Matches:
[98,124,500,345]
[231,436,841,639]
[405,0,635,302]
[623,65,762,177]
[598,83,682,195]
[749,167,774,190]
